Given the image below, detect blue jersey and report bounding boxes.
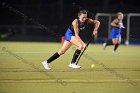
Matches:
[64,18,88,41]
[110,19,123,39]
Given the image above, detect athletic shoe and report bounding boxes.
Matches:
[112,50,119,54]
[42,61,51,70]
[68,63,81,69]
[76,64,81,68]
[103,43,107,50]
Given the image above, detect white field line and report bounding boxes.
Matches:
[0,79,139,83]
[0,51,53,54]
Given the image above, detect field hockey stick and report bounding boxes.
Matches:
[76,35,94,65]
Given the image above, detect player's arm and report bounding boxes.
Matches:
[111,19,120,28]
[86,18,100,36]
[72,19,85,44]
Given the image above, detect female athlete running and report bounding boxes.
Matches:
[42,10,100,70]
[103,12,125,53]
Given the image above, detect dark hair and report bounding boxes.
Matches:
[78,10,87,17]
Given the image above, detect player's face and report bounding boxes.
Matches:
[118,14,124,20]
[79,14,87,23]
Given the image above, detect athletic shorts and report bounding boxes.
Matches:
[110,27,121,39]
[64,28,75,41]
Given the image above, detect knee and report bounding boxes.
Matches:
[117,42,121,44]
[112,41,117,45]
[113,42,117,45]
[58,50,65,55]
[78,44,85,50]
[115,41,121,45]
[118,41,121,44]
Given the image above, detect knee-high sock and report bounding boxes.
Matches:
[114,44,119,51]
[47,52,60,63]
[71,49,81,64]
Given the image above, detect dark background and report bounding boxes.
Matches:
[0,0,140,43]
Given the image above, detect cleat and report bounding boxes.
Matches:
[112,50,119,54]
[42,61,51,70]
[103,43,107,50]
[68,63,81,69]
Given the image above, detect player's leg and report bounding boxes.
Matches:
[47,40,72,62]
[68,36,85,68]
[113,37,121,52]
[112,38,119,53]
[103,39,113,50]
[112,28,122,53]
[103,29,114,50]
[58,41,72,55]
[42,41,72,70]
[112,38,117,44]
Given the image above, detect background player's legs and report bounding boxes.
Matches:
[103,30,115,50]
[112,38,117,45]
[70,36,85,64]
[106,39,114,46]
[103,39,113,50]
[113,38,121,52]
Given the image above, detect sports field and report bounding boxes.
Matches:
[0,42,140,93]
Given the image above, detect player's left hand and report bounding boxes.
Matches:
[93,30,97,36]
[121,26,125,29]
[82,43,87,50]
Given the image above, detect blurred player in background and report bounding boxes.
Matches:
[103,12,125,53]
[42,10,100,70]
[0,28,16,39]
